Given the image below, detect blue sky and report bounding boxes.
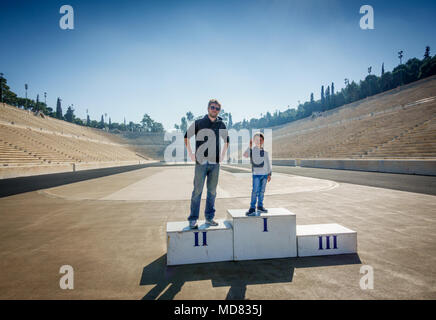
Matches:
[1,0,435,130]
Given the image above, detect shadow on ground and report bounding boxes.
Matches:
[0,162,193,198]
[139,254,361,300]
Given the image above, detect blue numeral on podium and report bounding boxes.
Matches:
[194,232,207,246]
[319,235,338,250]
[263,218,268,232]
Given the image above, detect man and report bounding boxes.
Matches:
[184,99,229,229]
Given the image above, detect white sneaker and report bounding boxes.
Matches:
[189,221,198,229]
[205,219,218,226]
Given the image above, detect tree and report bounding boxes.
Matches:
[141,113,153,131]
[65,106,75,122]
[310,93,314,103]
[381,63,385,76]
[100,115,105,128]
[86,114,90,126]
[56,98,63,120]
[380,71,393,91]
[404,58,423,83]
[424,46,430,60]
[419,55,436,79]
[331,82,335,108]
[392,64,408,86]
[0,75,18,106]
[228,113,233,128]
[151,121,164,132]
[186,111,194,122]
[320,85,325,110]
[180,116,188,133]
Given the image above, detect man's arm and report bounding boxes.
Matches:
[184,137,196,162]
[220,142,229,162]
[184,122,196,162]
[219,125,230,162]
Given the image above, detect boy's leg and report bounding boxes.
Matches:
[188,164,207,222]
[257,175,268,208]
[205,163,220,221]
[250,175,260,209]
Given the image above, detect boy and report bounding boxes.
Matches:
[243,132,272,216]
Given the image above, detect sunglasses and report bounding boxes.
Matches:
[209,105,221,111]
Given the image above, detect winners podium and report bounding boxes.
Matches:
[227,208,297,261]
[166,208,357,265]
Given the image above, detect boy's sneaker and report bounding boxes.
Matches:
[257,206,268,213]
[206,219,219,226]
[246,208,256,216]
[189,221,198,229]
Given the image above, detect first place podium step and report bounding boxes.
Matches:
[227,208,297,261]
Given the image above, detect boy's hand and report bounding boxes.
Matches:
[267,175,271,182]
[189,152,196,162]
[249,139,252,148]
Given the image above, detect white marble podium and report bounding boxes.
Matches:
[226,208,297,261]
[166,209,358,265]
[296,223,357,257]
[166,219,234,265]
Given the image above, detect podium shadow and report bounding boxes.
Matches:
[139,253,361,300]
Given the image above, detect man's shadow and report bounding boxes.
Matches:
[139,253,361,300]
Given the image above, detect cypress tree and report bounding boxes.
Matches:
[56,98,63,119]
[321,85,325,110]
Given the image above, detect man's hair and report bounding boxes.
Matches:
[208,99,221,108]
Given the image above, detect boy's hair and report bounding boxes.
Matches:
[208,99,221,108]
[253,132,264,140]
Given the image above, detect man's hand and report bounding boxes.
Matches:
[220,153,226,163]
[267,175,271,182]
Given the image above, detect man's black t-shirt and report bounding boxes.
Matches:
[184,115,229,164]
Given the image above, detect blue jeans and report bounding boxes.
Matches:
[250,175,268,209]
[188,163,220,222]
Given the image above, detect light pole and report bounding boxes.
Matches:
[25,84,28,109]
[0,73,4,103]
[398,50,404,65]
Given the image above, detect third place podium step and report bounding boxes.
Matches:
[296,223,357,257]
[227,208,297,261]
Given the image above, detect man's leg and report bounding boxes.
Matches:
[188,164,207,223]
[205,163,220,221]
